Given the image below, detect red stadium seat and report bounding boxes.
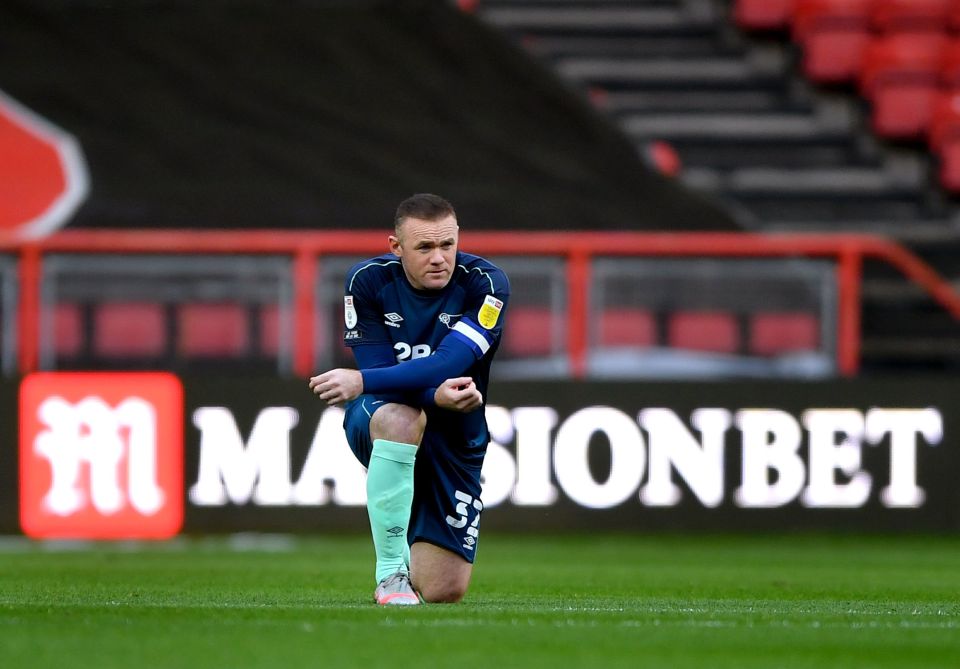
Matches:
[792,0,874,42]
[597,308,657,347]
[259,304,280,356]
[257,303,307,359]
[793,0,874,83]
[870,0,953,35]
[93,302,166,357]
[929,90,960,151]
[951,0,960,32]
[749,312,820,356]
[503,306,555,357]
[177,303,249,357]
[859,33,948,138]
[940,39,960,90]
[54,303,83,357]
[936,138,960,191]
[734,0,796,31]
[667,311,739,354]
[929,91,960,191]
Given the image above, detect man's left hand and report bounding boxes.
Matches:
[434,377,483,413]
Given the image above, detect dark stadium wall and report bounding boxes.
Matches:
[0,0,737,233]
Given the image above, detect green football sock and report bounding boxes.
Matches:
[366,439,417,583]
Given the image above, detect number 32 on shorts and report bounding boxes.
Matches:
[445,490,483,552]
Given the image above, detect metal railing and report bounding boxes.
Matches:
[3,229,960,378]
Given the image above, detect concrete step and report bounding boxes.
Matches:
[725,166,924,196]
[557,52,786,87]
[764,219,960,244]
[623,111,848,141]
[522,34,728,59]
[664,137,865,169]
[479,1,717,35]
[714,193,931,224]
[600,88,790,113]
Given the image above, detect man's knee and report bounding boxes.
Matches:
[417,578,469,604]
[370,402,426,445]
[410,542,472,604]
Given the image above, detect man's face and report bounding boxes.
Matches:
[390,214,459,290]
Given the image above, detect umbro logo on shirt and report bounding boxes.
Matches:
[383,313,403,328]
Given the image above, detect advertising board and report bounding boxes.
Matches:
[183,377,959,533]
[2,374,957,536]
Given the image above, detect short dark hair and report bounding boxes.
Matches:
[394,193,456,231]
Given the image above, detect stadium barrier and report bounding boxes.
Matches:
[3,373,958,537]
[2,230,960,378]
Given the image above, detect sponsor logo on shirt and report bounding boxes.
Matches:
[478,295,503,330]
[383,312,403,328]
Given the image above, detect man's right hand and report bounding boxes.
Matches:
[434,377,482,413]
[308,368,364,406]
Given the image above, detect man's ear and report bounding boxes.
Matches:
[388,235,402,257]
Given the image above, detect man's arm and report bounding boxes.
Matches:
[309,333,480,405]
[309,337,483,409]
[309,366,482,410]
[361,334,478,393]
[350,343,441,408]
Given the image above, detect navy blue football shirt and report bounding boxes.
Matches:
[342,250,510,448]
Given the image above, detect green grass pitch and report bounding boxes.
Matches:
[1,533,959,668]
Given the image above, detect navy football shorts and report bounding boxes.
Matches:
[342,393,486,563]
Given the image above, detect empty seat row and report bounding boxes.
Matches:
[52,302,283,359]
[800,7,960,87]
[736,0,960,84]
[736,0,960,35]
[47,303,821,362]
[738,0,960,140]
[502,307,820,357]
[736,0,960,192]
[859,34,960,139]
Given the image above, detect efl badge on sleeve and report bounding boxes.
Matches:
[344,295,357,329]
[478,295,503,330]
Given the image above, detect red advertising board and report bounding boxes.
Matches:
[19,372,184,539]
